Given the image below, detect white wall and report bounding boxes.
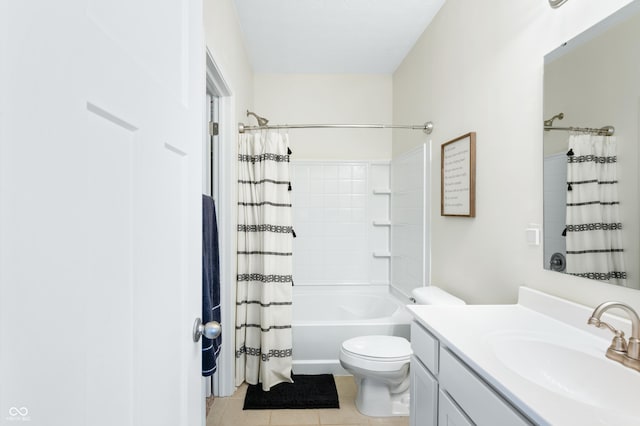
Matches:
[393,0,640,310]
[254,74,392,160]
[204,0,254,119]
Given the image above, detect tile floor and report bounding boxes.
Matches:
[206,376,410,426]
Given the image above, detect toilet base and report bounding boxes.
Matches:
[354,377,410,417]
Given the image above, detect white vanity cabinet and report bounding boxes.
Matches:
[410,320,532,426]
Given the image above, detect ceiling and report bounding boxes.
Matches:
[233,0,446,74]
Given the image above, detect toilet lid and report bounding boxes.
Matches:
[342,335,411,360]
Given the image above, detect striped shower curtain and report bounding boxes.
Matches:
[235,131,294,391]
[565,133,626,285]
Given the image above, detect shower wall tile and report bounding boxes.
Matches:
[291,161,390,285]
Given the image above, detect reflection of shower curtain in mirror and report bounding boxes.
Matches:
[235,131,294,391]
[565,134,626,285]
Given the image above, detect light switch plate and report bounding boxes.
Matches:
[526,224,541,246]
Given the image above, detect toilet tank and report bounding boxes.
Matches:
[411,286,465,305]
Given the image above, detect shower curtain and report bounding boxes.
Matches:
[235,131,294,391]
[565,133,626,285]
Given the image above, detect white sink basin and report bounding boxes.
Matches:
[488,330,640,414]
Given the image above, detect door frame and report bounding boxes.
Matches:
[205,51,236,397]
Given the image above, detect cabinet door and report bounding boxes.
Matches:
[410,355,438,426]
[438,390,473,426]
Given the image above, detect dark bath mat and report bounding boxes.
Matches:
[243,374,339,410]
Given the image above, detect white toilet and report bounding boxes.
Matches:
[339,286,465,417]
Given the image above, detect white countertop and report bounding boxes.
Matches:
[407,288,640,426]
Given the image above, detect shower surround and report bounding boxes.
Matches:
[290,160,408,374]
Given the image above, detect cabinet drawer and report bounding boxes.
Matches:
[411,321,439,374]
[439,349,532,426]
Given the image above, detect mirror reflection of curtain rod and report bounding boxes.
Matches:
[544,125,615,136]
[239,110,434,134]
[544,112,615,135]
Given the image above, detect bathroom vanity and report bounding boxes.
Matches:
[407,287,640,425]
[409,318,530,425]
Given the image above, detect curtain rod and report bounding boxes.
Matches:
[238,121,434,134]
[544,125,615,136]
[239,111,433,135]
[543,112,615,136]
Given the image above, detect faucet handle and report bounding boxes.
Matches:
[588,317,628,361]
[606,332,628,363]
[608,330,628,351]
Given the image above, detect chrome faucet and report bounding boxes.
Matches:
[588,301,640,372]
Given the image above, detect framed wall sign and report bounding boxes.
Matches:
[441,132,476,217]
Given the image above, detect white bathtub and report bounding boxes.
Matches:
[291,285,412,375]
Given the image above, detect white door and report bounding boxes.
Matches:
[0,1,204,426]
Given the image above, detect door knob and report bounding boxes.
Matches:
[192,318,221,342]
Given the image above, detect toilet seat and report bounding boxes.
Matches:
[342,335,411,361]
[340,336,412,372]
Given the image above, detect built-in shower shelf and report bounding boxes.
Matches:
[373,251,391,258]
[372,188,391,195]
[373,220,391,226]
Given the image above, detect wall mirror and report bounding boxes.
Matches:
[543,0,640,289]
